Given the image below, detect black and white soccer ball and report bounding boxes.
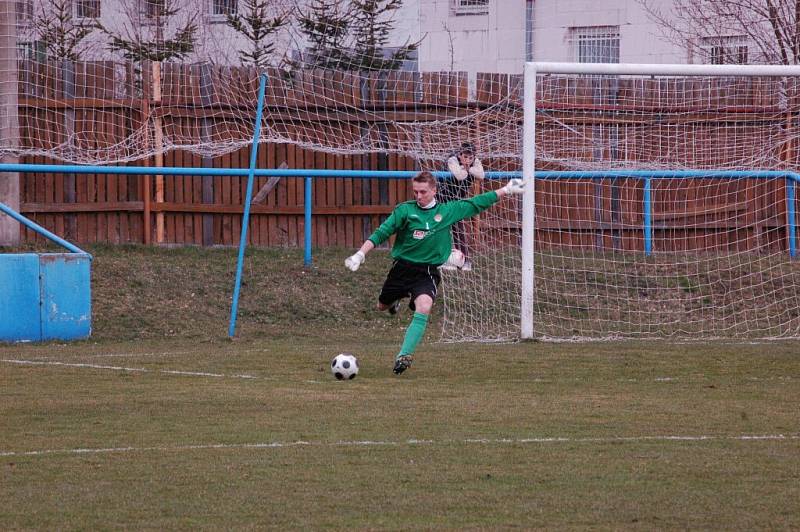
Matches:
[331,353,359,380]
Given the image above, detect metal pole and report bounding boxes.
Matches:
[0,202,90,256]
[520,62,536,339]
[304,176,312,266]
[644,178,652,256]
[228,73,268,338]
[788,178,797,259]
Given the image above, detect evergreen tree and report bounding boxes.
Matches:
[349,0,418,71]
[292,0,353,70]
[99,0,197,63]
[226,0,289,69]
[33,0,97,61]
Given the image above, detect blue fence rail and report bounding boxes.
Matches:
[1,165,798,261]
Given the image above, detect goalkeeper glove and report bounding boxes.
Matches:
[500,178,526,195]
[345,251,366,271]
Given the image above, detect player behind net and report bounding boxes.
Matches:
[345,171,525,375]
[439,142,485,271]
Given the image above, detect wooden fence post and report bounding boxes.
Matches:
[62,60,76,241]
[153,61,164,243]
[139,61,152,245]
[199,62,215,246]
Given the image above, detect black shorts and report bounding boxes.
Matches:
[378,260,441,308]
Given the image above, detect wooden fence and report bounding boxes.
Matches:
[13,60,800,253]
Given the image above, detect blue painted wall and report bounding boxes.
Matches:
[0,253,91,342]
[0,254,42,341]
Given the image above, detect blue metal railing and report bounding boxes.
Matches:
[0,201,90,258]
[1,165,798,261]
[228,74,268,337]
[532,169,800,259]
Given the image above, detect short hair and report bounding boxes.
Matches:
[412,171,437,189]
[459,142,475,156]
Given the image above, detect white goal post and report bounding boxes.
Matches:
[518,62,800,341]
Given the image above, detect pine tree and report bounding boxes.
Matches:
[293,0,353,70]
[349,0,418,71]
[33,0,97,61]
[292,0,419,72]
[226,0,289,69]
[99,0,197,63]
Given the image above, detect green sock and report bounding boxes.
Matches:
[398,312,429,359]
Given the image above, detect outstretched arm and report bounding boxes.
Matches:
[345,240,375,271]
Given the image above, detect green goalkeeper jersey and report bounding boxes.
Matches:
[368,190,500,266]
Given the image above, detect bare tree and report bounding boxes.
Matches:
[639,0,800,64]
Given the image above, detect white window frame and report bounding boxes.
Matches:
[451,0,489,16]
[570,26,620,64]
[698,35,749,65]
[16,0,33,26]
[18,40,46,61]
[140,0,166,20]
[208,0,237,23]
[75,0,101,20]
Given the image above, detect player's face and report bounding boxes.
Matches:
[458,152,474,167]
[413,181,436,207]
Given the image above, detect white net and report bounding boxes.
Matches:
[6,0,503,165]
[442,69,800,341]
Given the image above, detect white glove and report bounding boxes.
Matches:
[345,251,365,272]
[500,178,526,195]
[468,159,485,179]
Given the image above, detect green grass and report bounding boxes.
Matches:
[1,245,799,529]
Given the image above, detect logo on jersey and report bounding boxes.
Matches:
[412,230,427,240]
[433,214,442,222]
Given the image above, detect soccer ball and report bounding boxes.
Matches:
[331,353,359,380]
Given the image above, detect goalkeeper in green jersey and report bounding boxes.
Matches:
[345,170,525,375]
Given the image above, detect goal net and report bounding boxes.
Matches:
[442,63,800,342]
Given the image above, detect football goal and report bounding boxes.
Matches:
[441,62,800,342]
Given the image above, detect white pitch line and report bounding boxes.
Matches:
[1,434,797,458]
[81,351,194,359]
[0,359,258,380]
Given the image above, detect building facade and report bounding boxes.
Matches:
[13,0,750,72]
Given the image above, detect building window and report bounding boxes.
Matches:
[571,26,620,63]
[16,0,33,26]
[76,0,101,19]
[451,0,489,16]
[18,41,47,62]
[212,0,237,16]
[141,0,166,19]
[699,35,748,64]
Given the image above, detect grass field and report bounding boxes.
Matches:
[1,246,799,529]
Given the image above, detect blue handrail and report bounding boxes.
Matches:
[0,166,797,262]
[0,202,90,258]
